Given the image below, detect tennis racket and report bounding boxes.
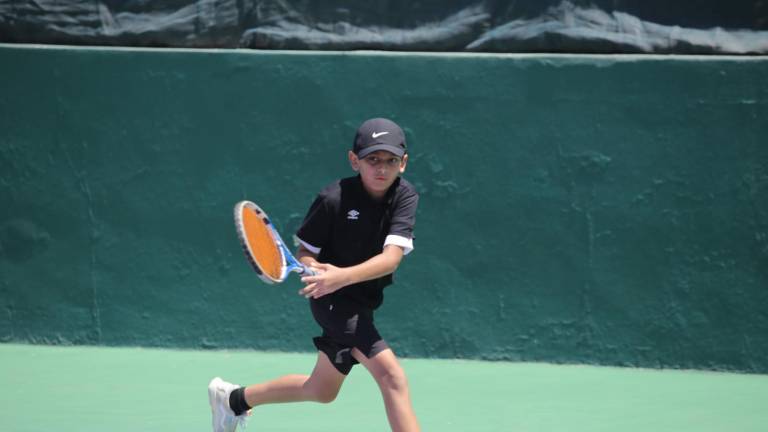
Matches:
[234,200,316,284]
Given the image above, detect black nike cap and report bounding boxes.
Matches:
[353,118,407,158]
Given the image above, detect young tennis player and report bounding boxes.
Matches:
[208,118,420,432]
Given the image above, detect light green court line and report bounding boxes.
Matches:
[1,343,766,432]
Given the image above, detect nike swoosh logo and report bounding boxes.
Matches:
[372,131,389,138]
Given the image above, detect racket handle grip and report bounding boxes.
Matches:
[301,266,317,276]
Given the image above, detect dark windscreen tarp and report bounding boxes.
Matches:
[1,0,767,54]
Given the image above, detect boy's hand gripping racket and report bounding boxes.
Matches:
[234,200,316,284]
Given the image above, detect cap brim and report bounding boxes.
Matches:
[356,144,406,159]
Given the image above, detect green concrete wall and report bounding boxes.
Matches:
[1,45,767,372]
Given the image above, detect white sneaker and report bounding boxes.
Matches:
[208,377,249,432]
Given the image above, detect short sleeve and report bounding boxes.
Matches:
[296,193,333,254]
[384,187,418,255]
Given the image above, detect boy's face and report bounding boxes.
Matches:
[349,150,408,199]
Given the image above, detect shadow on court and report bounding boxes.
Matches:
[1,344,766,432]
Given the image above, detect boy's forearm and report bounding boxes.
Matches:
[296,245,319,268]
[296,244,405,290]
[341,245,404,286]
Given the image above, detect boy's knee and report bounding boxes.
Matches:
[311,386,340,404]
[377,368,409,393]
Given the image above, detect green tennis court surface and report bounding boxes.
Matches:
[1,344,766,431]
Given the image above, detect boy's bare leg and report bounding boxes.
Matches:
[244,351,346,406]
[352,348,420,432]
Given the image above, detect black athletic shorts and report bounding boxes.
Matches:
[310,295,389,375]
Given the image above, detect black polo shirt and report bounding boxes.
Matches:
[296,175,418,309]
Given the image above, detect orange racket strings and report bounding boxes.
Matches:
[242,206,283,280]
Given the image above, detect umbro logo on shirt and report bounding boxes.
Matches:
[347,210,360,220]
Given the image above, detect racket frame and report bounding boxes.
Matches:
[234,200,315,284]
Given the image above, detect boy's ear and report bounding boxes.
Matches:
[399,154,409,174]
[348,150,360,171]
